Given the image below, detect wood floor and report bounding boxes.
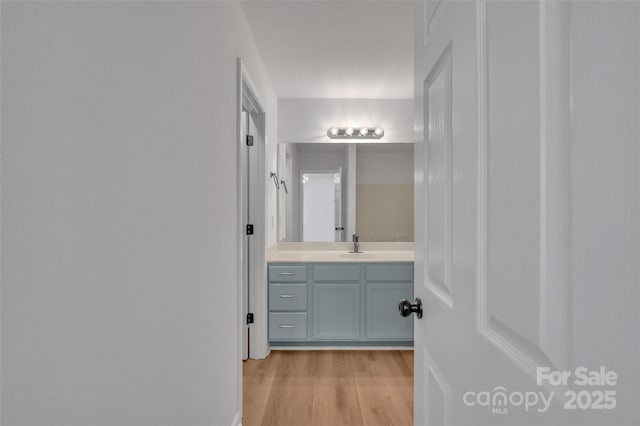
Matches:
[243,350,413,426]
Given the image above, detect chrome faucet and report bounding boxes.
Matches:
[351,234,361,253]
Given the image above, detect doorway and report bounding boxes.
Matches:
[238,60,266,362]
[239,2,639,425]
[300,169,343,242]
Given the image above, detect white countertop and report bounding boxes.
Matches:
[266,242,414,263]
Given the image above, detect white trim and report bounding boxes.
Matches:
[235,57,244,426]
[235,57,269,423]
[231,412,242,426]
[237,59,270,361]
[272,346,414,351]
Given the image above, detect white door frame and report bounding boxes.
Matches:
[236,57,269,369]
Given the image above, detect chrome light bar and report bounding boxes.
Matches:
[327,127,384,139]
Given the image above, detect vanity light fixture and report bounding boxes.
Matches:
[326,127,384,139]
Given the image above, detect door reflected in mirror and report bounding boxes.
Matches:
[301,171,342,242]
[277,142,414,242]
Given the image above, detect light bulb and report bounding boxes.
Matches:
[374,127,384,137]
[359,128,369,136]
[345,127,354,136]
[329,127,339,137]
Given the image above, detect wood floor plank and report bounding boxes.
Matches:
[351,351,413,426]
[242,352,280,425]
[308,351,363,426]
[243,350,413,426]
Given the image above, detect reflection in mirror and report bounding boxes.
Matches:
[277,143,413,242]
[301,171,342,242]
[356,143,414,242]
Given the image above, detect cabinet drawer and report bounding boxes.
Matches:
[269,284,307,311]
[312,265,360,282]
[365,264,413,282]
[268,265,307,282]
[269,313,307,340]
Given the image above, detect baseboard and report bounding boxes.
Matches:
[271,346,414,351]
[231,412,242,426]
[252,346,271,360]
[269,340,413,349]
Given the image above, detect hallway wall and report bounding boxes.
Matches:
[1,2,277,425]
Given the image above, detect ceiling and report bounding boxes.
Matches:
[240,1,414,99]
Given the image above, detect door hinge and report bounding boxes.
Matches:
[246,313,254,324]
[246,224,254,235]
[246,135,254,146]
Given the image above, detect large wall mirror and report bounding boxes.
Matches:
[277,142,414,242]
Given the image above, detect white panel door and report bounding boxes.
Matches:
[413,1,639,425]
[302,171,342,242]
[302,172,336,241]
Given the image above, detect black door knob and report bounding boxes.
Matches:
[399,298,423,319]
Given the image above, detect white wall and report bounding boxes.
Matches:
[277,143,297,242]
[1,2,276,425]
[278,98,413,144]
[265,127,279,247]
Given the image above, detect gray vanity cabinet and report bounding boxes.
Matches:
[268,262,413,346]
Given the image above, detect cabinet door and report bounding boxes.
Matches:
[312,284,360,340]
[365,283,413,340]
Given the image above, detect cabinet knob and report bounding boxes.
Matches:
[398,298,423,319]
